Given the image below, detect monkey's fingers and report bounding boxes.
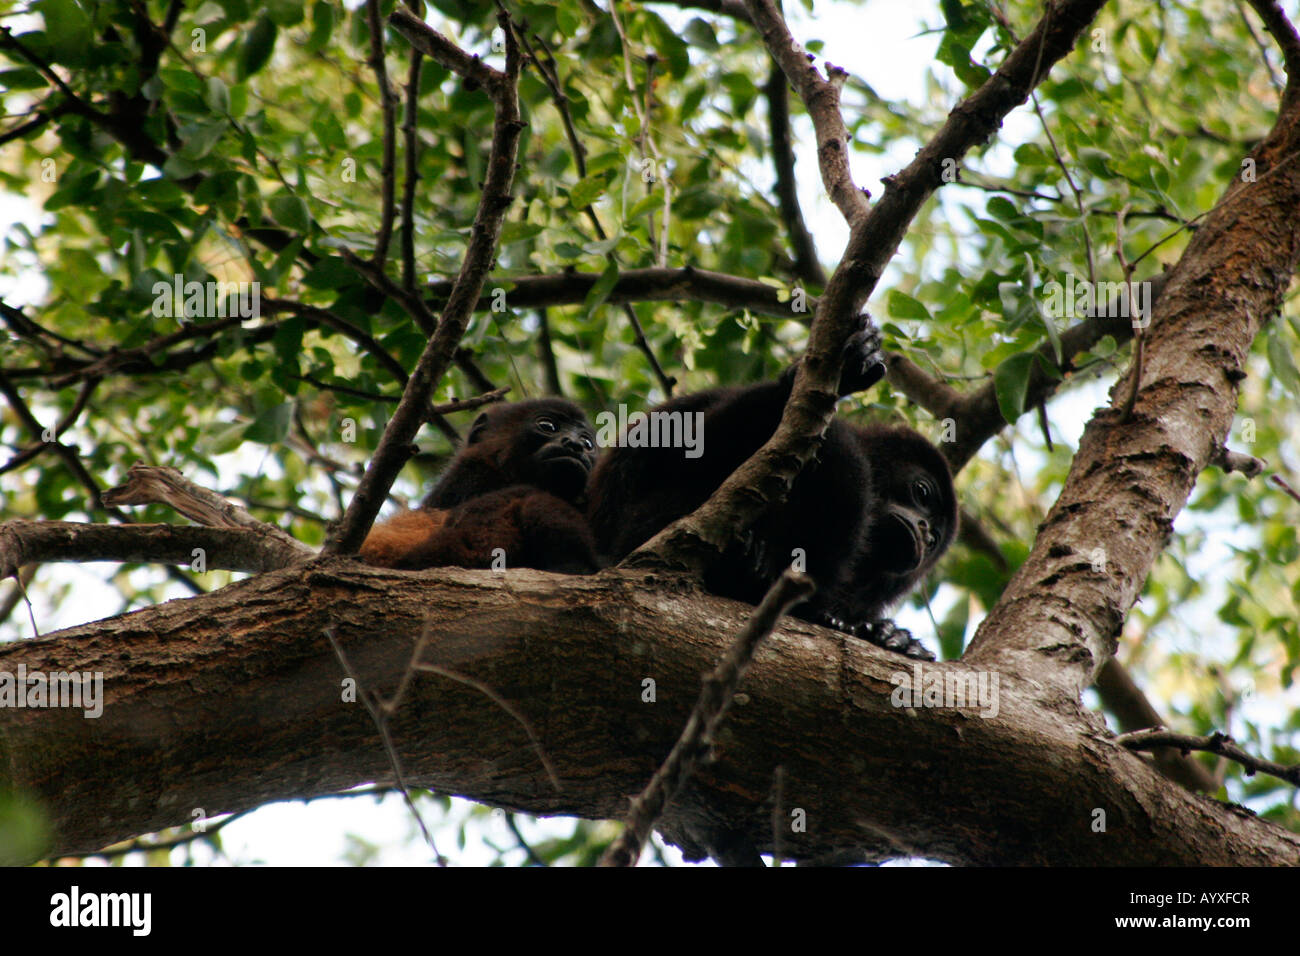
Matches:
[838,315,887,396]
[853,619,936,662]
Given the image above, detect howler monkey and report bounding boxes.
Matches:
[361,398,601,574]
[586,322,956,659]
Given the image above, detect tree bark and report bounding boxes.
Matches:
[2,562,1296,865]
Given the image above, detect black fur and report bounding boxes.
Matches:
[587,328,955,658]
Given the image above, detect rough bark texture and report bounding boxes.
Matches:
[965,66,1300,694]
[2,562,1296,865]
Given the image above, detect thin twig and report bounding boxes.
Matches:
[400,0,425,293]
[414,661,563,793]
[367,0,398,267]
[599,570,815,867]
[323,626,447,864]
[1116,728,1300,787]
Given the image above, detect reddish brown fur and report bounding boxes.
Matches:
[359,399,600,574]
[359,509,447,568]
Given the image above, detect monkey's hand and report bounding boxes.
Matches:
[852,619,936,661]
[777,313,887,397]
[837,313,888,397]
[804,610,934,661]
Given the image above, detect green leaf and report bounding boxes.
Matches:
[272,317,306,369]
[499,221,545,244]
[162,154,201,180]
[683,18,719,50]
[202,421,248,455]
[986,196,1019,221]
[177,121,229,160]
[35,0,92,61]
[306,0,335,52]
[0,790,52,865]
[312,112,347,151]
[193,170,244,208]
[583,262,620,313]
[1267,328,1300,395]
[0,68,47,90]
[302,256,357,290]
[940,0,969,30]
[265,0,305,28]
[268,195,311,233]
[680,84,706,121]
[205,77,231,114]
[993,351,1037,424]
[245,402,293,444]
[555,3,583,37]
[569,172,611,210]
[237,16,278,81]
[888,290,932,321]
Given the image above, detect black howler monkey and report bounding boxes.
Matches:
[587,322,956,659]
[361,398,601,574]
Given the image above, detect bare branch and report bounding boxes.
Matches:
[764,61,826,287]
[400,0,425,293]
[426,265,809,318]
[324,626,446,864]
[366,0,398,267]
[0,520,307,578]
[325,8,525,556]
[744,0,867,223]
[102,463,313,555]
[1116,728,1300,788]
[388,6,507,95]
[1245,0,1300,101]
[1095,660,1220,793]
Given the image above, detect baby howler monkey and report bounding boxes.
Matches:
[361,398,601,574]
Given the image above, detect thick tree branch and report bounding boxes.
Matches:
[966,13,1300,689]
[3,565,1296,865]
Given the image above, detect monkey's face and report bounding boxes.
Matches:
[875,465,952,575]
[857,428,957,584]
[525,410,597,501]
[467,399,597,503]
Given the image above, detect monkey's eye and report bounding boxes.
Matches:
[580,436,594,451]
[912,479,933,508]
[536,417,558,433]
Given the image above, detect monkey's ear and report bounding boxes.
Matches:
[466,412,492,445]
